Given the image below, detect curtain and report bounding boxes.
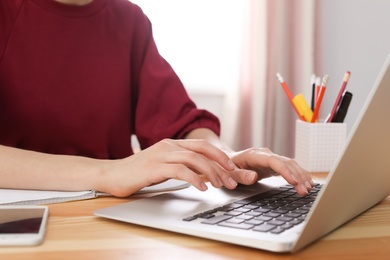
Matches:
[234,0,315,157]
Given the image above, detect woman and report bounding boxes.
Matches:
[0,0,313,197]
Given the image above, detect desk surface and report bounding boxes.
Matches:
[2,174,390,259]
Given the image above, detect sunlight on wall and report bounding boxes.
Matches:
[130,0,247,92]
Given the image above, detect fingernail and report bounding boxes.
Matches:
[228,159,236,170]
[246,171,256,183]
[201,182,208,191]
[305,181,312,190]
[228,177,237,187]
[301,184,308,194]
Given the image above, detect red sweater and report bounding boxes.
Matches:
[0,0,220,159]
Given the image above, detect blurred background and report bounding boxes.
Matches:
[131,0,390,158]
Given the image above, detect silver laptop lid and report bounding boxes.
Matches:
[293,53,390,251]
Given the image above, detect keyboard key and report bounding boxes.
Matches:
[267,220,286,226]
[201,215,232,225]
[284,212,302,218]
[253,224,276,232]
[280,223,294,229]
[263,212,281,218]
[236,214,254,220]
[262,205,279,210]
[270,227,285,234]
[289,219,304,225]
[293,209,309,214]
[245,211,262,217]
[226,218,245,224]
[253,208,271,213]
[218,222,254,230]
[224,211,243,217]
[228,203,245,208]
[255,215,272,222]
[183,216,197,221]
[276,216,294,222]
[245,219,264,225]
[198,214,215,219]
[235,208,252,213]
[243,204,260,210]
[272,209,289,214]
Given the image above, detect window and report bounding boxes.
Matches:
[130,0,247,93]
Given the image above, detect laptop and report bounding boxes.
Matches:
[94,53,390,253]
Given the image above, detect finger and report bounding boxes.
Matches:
[168,139,236,171]
[282,157,314,187]
[163,150,236,189]
[157,164,209,192]
[269,157,313,195]
[229,168,258,185]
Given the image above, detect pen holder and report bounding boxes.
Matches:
[294,120,347,172]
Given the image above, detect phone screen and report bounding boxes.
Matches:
[0,206,49,246]
[0,210,43,234]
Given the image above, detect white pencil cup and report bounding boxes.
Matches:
[294,120,347,172]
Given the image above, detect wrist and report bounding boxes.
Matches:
[91,159,115,194]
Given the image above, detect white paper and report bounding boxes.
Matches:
[0,179,190,205]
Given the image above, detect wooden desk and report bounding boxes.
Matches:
[2,174,390,259]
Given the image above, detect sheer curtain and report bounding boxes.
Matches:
[234,0,315,157]
[128,0,315,156]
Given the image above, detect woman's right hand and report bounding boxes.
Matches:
[100,139,238,197]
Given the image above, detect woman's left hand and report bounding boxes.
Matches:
[227,148,314,196]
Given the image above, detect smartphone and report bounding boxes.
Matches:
[0,206,49,246]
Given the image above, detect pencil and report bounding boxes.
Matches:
[311,75,329,123]
[326,71,351,123]
[276,73,305,121]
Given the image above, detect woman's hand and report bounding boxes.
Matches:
[184,128,314,196]
[228,148,314,196]
[100,139,238,197]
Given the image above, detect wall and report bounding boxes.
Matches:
[316,0,390,132]
[130,0,247,146]
[131,0,390,149]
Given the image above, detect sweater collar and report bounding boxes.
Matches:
[31,0,107,17]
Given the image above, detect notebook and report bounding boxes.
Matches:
[94,52,390,253]
[0,179,190,206]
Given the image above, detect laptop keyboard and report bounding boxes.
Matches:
[183,183,322,234]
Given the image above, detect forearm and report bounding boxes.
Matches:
[0,145,108,192]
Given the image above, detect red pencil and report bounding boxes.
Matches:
[276,73,305,121]
[311,75,329,123]
[326,71,351,123]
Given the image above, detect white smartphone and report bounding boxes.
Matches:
[0,206,49,246]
